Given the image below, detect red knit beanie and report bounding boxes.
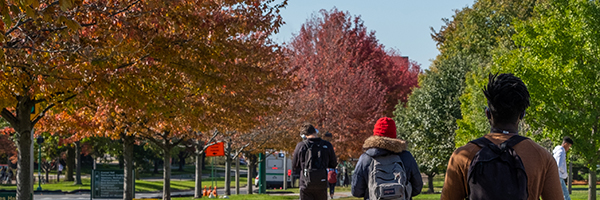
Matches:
[373,117,397,138]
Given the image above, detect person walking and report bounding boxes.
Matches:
[57,162,63,182]
[351,117,423,200]
[441,73,563,200]
[327,168,337,199]
[0,166,6,184]
[292,124,337,200]
[553,136,574,200]
[6,167,13,184]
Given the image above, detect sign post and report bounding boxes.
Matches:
[258,153,266,194]
[205,142,225,189]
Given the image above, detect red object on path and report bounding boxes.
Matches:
[328,170,337,183]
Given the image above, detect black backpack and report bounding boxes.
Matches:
[302,140,328,189]
[467,135,528,200]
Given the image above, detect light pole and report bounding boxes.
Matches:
[36,135,44,191]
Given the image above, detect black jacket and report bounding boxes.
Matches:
[351,136,423,199]
[292,137,337,189]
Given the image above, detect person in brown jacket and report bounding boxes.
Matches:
[441,73,563,200]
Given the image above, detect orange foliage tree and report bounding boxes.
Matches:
[2,0,288,200]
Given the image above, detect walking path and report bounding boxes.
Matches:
[34,188,353,199]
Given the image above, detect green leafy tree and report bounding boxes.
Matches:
[495,0,600,199]
[394,55,469,193]
[433,0,541,146]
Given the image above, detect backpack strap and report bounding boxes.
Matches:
[500,135,528,150]
[470,135,528,153]
[303,139,324,170]
[469,137,494,148]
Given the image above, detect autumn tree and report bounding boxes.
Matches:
[2,2,289,200]
[0,0,163,198]
[285,8,419,159]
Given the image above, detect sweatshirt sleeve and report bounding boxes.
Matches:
[328,141,338,169]
[292,142,303,175]
[440,149,468,200]
[400,151,423,197]
[352,154,369,198]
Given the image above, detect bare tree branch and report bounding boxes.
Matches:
[1,108,18,128]
[110,0,141,17]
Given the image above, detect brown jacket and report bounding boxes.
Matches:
[441,133,563,200]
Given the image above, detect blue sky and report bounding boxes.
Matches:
[272,0,475,68]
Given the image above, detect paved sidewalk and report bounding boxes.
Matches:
[267,191,353,199]
[35,189,353,199]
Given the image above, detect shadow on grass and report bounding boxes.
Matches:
[135,181,165,192]
[571,187,600,191]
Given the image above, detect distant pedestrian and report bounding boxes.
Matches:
[0,167,6,184]
[293,124,337,200]
[343,168,349,187]
[553,136,574,200]
[57,162,64,182]
[327,168,337,199]
[6,168,13,184]
[323,132,333,142]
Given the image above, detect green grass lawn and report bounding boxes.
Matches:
[172,194,298,200]
[0,177,248,192]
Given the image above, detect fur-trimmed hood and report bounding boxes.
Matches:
[362,135,407,154]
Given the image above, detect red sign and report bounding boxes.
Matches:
[206,142,225,157]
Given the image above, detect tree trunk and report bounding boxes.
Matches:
[246,154,257,195]
[65,145,75,181]
[202,154,206,170]
[1,98,36,200]
[74,141,82,185]
[123,135,135,200]
[589,170,597,200]
[194,152,204,198]
[153,159,160,175]
[178,152,186,171]
[163,148,172,200]
[235,156,240,195]
[246,162,254,195]
[45,170,49,184]
[427,173,435,193]
[224,140,232,195]
[16,128,33,200]
[119,155,124,169]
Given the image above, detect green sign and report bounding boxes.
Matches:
[91,170,134,199]
[0,191,16,200]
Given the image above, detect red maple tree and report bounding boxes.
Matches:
[284,8,420,159]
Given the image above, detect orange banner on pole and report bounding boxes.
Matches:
[205,142,225,157]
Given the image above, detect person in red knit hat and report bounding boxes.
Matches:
[351,117,423,200]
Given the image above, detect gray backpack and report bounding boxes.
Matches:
[368,154,411,200]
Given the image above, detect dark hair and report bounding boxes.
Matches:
[300,124,317,136]
[563,136,574,145]
[483,73,530,124]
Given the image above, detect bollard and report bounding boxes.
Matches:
[213,186,218,198]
